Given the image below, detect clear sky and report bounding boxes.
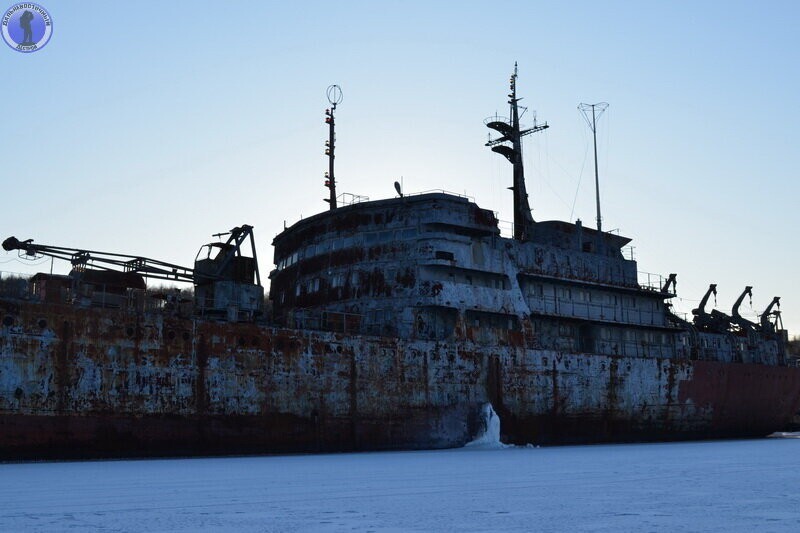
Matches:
[1,1,799,331]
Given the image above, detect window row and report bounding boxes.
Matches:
[275,228,418,271]
[523,283,661,311]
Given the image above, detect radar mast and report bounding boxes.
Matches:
[485,63,548,241]
[324,85,343,210]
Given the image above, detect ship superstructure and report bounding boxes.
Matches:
[268,67,785,367]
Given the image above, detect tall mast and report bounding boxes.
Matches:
[578,102,608,232]
[486,63,548,241]
[324,85,343,210]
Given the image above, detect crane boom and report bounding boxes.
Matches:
[2,224,260,287]
[692,284,717,316]
[3,236,197,283]
[731,286,753,319]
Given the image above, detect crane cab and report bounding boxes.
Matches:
[192,225,264,321]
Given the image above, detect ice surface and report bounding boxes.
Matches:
[1,439,799,532]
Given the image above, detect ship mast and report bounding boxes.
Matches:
[578,102,608,232]
[324,85,343,210]
[485,63,548,241]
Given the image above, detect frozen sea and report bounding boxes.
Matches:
[1,437,799,532]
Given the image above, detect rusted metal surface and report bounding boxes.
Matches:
[3,299,799,460]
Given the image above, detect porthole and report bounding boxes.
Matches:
[37,319,47,329]
[2,316,13,327]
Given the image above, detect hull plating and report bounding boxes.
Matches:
[2,301,799,459]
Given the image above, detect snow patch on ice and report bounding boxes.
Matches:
[767,431,800,439]
[465,403,512,449]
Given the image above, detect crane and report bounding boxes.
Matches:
[3,225,263,320]
[2,225,261,286]
[729,286,757,332]
[3,236,195,283]
[731,286,753,319]
[760,296,782,334]
[661,273,677,294]
[692,284,717,317]
[692,284,732,333]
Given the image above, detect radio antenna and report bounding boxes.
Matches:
[324,85,343,210]
[578,102,608,232]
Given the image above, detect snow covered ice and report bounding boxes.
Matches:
[1,438,799,532]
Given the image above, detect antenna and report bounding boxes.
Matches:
[578,102,608,232]
[324,85,343,210]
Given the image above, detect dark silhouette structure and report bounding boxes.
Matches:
[20,10,33,44]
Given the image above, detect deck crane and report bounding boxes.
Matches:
[2,225,263,321]
[692,284,717,317]
[3,236,196,283]
[729,285,757,333]
[661,273,677,294]
[692,284,730,332]
[731,286,753,321]
[760,296,782,334]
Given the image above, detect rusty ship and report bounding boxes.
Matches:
[2,69,800,460]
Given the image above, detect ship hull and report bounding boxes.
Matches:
[2,301,800,460]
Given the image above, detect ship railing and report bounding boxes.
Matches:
[405,189,476,203]
[528,294,666,327]
[638,271,667,292]
[621,245,636,261]
[669,309,689,323]
[497,219,514,239]
[292,308,366,335]
[336,192,370,206]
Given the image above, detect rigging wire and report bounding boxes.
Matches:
[570,126,591,222]
[0,257,50,266]
[604,107,612,220]
[528,131,572,212]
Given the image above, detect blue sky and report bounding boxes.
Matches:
[1,1,799,331]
